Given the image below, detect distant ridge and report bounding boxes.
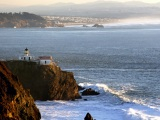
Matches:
[1,1,160,18]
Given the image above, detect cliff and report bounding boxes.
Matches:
[0,62,41,120]
[4,60,81,101]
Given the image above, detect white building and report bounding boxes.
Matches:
[19,48,34,61]
[18,48,54,65]
[39,56,53,65]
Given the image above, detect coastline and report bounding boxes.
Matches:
[0,26,160,120]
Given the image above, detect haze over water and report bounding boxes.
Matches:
[0,23,160,119]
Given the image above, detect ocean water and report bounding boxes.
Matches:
[0,24,160,120]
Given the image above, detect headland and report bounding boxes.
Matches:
[3,48,81,100]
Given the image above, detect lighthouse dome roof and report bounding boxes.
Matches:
[25,48,28,51]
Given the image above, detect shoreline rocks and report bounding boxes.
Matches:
[84,113,93,120]
[82,88,100,96]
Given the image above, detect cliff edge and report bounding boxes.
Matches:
[0,62,41,120]
[4,60,81,100]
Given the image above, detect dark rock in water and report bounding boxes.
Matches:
[84,112,93,120]
[78,85,85,91]
[82,88,100,96]
[84,99,88,101]
[0,62,41,120]
[5,60,81,100]
[92,24,104,28]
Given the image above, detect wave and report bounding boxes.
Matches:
[78,82,160,107]
[36,80,160,120]
[78,82,160,120]
[126,106,160,120]
[79,82,133,106]
[36,82,160,120]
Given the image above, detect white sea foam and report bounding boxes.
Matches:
[36,98,160,120]
[78,82,160,110]
[126,106,160,120]
[36,100,129,120]
[79,82,110,92]
[78,82,131,102]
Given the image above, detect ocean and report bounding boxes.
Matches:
[0,24,160,120]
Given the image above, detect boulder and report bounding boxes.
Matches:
[0,62,41,120]
[92,24,104,28]
[84,112,93,120]
[5,60,81,100]
[82,88,100,96]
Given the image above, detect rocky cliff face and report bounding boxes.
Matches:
[5,60,81,100]
[0,62,41,120]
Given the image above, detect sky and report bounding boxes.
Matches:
[1,0,160,6]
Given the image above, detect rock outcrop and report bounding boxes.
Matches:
[84,113,93,120]
[92,24,104,28]
[82,88,100,96]
[4,60,81,100]
[0,62,41,120]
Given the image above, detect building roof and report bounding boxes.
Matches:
[39,56,52,60]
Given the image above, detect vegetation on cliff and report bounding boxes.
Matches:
[5,60,81,100]
[0,61,41,120]
[0,12,64,28]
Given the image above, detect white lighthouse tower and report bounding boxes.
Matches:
[19,48,33,61]
[24,48,29,56]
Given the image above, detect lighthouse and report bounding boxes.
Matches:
[19,48,33,61]
[24,48,29,56]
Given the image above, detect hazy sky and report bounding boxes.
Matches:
[1,0,160,6]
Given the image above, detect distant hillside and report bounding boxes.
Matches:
[0,12,46,28]
[38,1,160,18]
[1,1,160,19]
[0,12,64,28]
[0,12,45,21]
